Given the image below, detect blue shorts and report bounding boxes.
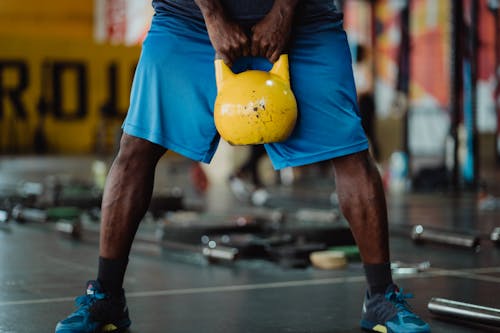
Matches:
[123,12,368,170]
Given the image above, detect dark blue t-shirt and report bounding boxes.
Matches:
[152,0,342,23]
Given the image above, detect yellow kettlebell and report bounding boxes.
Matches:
[213,55,298,145]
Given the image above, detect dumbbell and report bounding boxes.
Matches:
[0,209,8,223]
[491,227,500,246]
[428,297,500,327]
[11,204,82,239]
[201,235,239,262]
[0,209,9,230]
[391,261,431,275]
[11,205,48,223]
[55,220,82,239]
[411,225,480,250]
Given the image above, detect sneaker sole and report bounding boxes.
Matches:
[360,320,389,333]
[100,318,131,333]
[360,319,431,333]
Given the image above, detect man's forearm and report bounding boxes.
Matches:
[267,0,300,31]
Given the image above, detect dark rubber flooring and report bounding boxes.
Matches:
[0,156,499,333]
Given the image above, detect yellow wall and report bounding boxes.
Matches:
[0,0,142,154]
[0,0,93,40]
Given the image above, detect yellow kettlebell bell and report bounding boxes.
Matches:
[213,55,298,145]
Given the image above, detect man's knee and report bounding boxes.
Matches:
[117,133,166,163]
[333,150,371,170]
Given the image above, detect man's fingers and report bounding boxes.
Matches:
[242,43,251,57]
[218,51,233,68]
[268,49,281,64]
[253,37,274,59]
[251,35,261,57]
[239,34,251,57]
[219,31,249,62]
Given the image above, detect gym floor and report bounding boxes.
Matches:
[0,156,499,333]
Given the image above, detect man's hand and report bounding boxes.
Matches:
[195,0,250,67]
[195,0,298,65]
[251,0,298,63]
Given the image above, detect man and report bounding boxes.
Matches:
[55,1,431,332]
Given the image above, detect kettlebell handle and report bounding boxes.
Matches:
[215,55,291,91]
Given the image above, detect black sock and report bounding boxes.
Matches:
[97,256,128,297]
[363,262,393,295]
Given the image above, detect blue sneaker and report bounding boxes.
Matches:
[55,280,131,333]
[360,284,430,333]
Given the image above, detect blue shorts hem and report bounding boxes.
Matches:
[122,123,216,163]
[269,140,369,170]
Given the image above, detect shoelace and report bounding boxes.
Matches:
[386,288,415,315]
[75,291,106,310]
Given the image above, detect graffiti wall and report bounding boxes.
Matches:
[0,0,152,154]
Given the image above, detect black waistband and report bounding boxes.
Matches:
[152,0,342,23]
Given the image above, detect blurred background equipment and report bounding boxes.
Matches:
[0,1,500,332]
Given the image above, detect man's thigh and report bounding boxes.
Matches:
[264,20,369,170]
